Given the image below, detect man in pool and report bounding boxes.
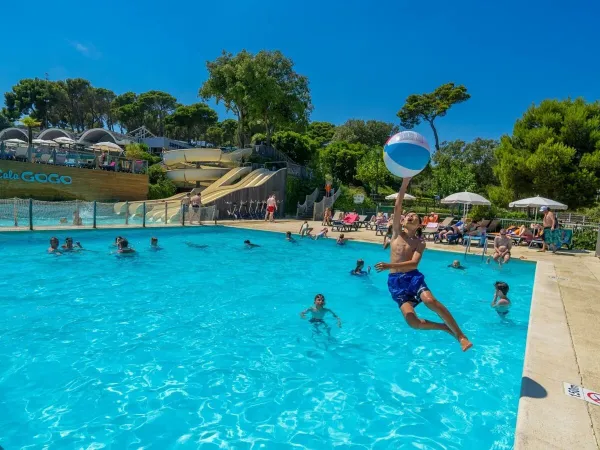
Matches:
[492,229,512,265]
[300,294,342,328]
[375,177,472,352]
[491,281,511,318]
[244,240,260,248]
[350,259,371,276]
[48,237,61,254]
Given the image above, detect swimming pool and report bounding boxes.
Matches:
[0,227,535,448]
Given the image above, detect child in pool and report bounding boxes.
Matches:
[491,281,511,318]
[150,237,162,250]
[313,228,329,240]
[286,231,296,242]
[337,233,348,245]
[117,238,136,254]
[244,240,260,248]
[299,221,313,237]
[350,259,371,276]
[62,237,82,251]
[48,237,62,254]
[375,177,472,352]
[300,294,342,328]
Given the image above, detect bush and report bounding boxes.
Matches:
[572,228,597,251]
[125,143,161,166]
[251,133,266,144]
[285,176,322,214]
[334,185,376,212]
[148,180,177,200]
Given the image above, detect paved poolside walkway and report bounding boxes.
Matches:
[2,219,599,448]
[224,219,600,450]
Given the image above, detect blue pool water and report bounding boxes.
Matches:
[0,227,535,449]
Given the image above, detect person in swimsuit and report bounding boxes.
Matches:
[286,231,296,243]
[299,221,313,237]
[540,206,558,253]
[448,260,466,270]
[265,194,277,222]
[150,237,162,250]
[300,294,342,328]
[48,237,61,254]
[190,192,202,224]
[313,228,329,240]
[491,281,511,318]
[117,238,136,254]
[492,229,512,265]
[350,259,371,276]
[244,240,260,248]
[181,193,191,220]
[337,233,348,245]
[61,237,82,251]
[375,177,472,352]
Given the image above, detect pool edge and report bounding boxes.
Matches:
[514,260,597,450]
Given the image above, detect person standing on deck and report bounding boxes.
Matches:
[540,206,557,253]
[190,192,202,224]
[375,177,472,352]
[265,194,277,222]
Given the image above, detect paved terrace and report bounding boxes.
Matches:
[1,219,599,448]
[224,219,600,450]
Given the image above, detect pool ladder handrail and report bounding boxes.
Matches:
[464,234,488,261]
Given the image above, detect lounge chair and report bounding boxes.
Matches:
[375,222,390,236]
[365,215,377,230]
[422,222,439,240]
[356,215,369,228]
[437,217,453,230]
[487,219,500,233]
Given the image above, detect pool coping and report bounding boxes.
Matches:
[1,220,598,448]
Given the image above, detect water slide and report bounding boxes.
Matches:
[146,168,281,223]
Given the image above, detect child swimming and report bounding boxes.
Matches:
[337,233,348,245]
[48,237,61,254]
[286,231,296,242]
[313,228,329,240]
[299,221,313,237]
[448,260,466,270]
[491,281,511,318]
[375,177,472,352]
[350,259,371,276]
[300,294,342,328]
[150,237,162,250]
[61,237,82,251]
[117,238,136,254]
[244,240,260,248]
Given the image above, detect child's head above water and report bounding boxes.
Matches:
[119,239,129,249]
[314,293,325,307]
[151,237,158,246]
[451,260,461,268]
[50,237,59,248]
[244,240,251,244]
[356,259,365,269]
[339,233,345,239]
[286,231,291,238]
[495,281,509,297]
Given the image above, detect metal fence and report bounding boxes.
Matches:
[0,198,216,230]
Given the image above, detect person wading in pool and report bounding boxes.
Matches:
[375,177,473,352]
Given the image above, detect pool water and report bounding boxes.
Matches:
[0,227,535,449]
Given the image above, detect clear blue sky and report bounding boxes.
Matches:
[1,0,598,147]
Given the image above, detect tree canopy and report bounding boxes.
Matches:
[397,82,470,151]
[332,119,398,147]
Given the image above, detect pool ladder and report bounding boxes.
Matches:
[464,235,488,261]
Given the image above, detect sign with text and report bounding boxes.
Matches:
[0,169,72,185]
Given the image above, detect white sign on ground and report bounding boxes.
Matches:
[563,382,600,406]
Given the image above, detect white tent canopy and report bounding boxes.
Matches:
[509,196,568,210]
[92,141,123,153]
[3,138,27,144]
[385,193,416,201]
[54,137,76,144]
[441,192,491,206]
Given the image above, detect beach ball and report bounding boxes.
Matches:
[383,131,431,177]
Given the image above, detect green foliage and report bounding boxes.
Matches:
[355,146,393,194]
[0,110,11,130]
[125,143,160,165]
[147,165,176,199]
[206,126,224,146]
[251,133,266,144]
[332,119,398,147]
[284,176,322,214]
[318,141,368,185]
[307,121,336,146]
[494,98,600,209]
[334,185,376,211]
[397,82,470,151]
[21,116,41,144]
[271,130,317,164]
[219,119,238,146]
[166,102,218,142]
[572,229,597,251]
[486,185,515,208]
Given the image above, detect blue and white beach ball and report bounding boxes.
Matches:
[383,131,431,177]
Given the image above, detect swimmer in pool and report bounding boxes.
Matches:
[375,177,472,352]
[448,260,466,270]
[350,259,371,276]
[61,237,82,251]
[150,237,162,250]
[48,237,62,254]
[286,231,296,243]
[313,228,329,240]
[113,236,124,247]
[244,240,260,248]
[337,233,348,245]
[117,238,136,254]
[491,281,511,318]
[300,294,342,328]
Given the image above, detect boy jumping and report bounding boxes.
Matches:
[375,177,472,351]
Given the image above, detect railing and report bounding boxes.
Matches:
[0,145,148,174]
[296,188,319,218]
[0,197,216,230]
[313,188,342,221]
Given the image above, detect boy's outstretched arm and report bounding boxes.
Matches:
[326,308,342,327]
[300,307,311,319]
[392,177,411,236]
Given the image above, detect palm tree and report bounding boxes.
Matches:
[21,116,41,162]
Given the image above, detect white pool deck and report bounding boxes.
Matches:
[1,219,599,449]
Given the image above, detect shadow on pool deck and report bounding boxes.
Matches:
[521,376,547,399]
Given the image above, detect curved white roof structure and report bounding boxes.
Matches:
[0,127,29,142]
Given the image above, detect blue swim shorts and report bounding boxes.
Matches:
[388,270,430,307]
